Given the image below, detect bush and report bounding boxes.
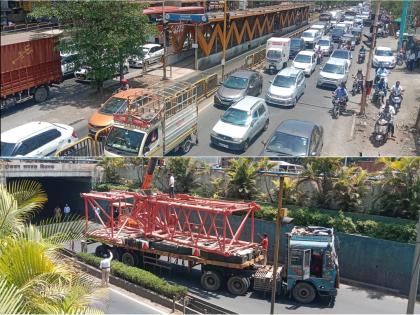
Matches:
[76,252,188,298]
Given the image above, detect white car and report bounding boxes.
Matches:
[301,29,321,48]
[292,50,317,76]
[60,52,77,77]
[210,96,269,152]
[266,67,306,107]
[1,122,78,157]
[129,43,164,68]
[74,60,129,82]
[315,37,333,56]
[372,46,396,69]
[317,59,349,89]
[329,49,352,68]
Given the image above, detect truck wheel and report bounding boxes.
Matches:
[95,244,108,257]
[292,282,316,304]
[201,271,222,291]
[121,251,138,267]
[181,137,193,154]
[34,86,49,103]
[227,276,249,295]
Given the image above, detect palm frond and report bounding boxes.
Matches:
[6,180,48,218]
[36,215,85,245]
[0,185,21,238]
[0,278,26,314]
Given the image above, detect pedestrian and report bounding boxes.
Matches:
[259,233,269,266]
[168,173,175,198]
[100,249,113,287]
[63,204,71,216]
[408,50,416,71]
[416,49,420,69]
[54,205,62,220]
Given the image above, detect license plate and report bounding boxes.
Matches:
[218,142,229,148]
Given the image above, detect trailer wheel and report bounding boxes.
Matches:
[201,271,222,291]
[292,282,316,304]
[121,251,138,267]
[34,86,49,103]
[227,276,249,295]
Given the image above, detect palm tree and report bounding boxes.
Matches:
[225,158,262,200]
[0,180,106,314]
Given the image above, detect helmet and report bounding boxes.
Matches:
[396,80,400,85]
[380,77,385,81]
[340,82,346,88]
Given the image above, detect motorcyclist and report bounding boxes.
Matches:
[316,46,323,64]
[390,81,403,96]
[376,66,390,78]
[119,79,129,91]
[376,77,388,97]
[353,69,364,91]
[346,40,352,51]
[359,45,366,54]
[379,102,395,137]
[334,82,348,108]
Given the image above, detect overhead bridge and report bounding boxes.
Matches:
[167,3,310,69]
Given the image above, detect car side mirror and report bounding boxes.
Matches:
[143,146,150,154]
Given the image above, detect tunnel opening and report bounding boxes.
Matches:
[7,177,92,223]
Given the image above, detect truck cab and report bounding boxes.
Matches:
[286,226,339,304]
[265,37,291,74]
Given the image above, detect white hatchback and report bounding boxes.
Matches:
[293,50,317,76]
[1,122,78,157]
[372,46,396,69]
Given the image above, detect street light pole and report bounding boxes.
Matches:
[270,176,285,314]
[359,0,381,116]
[221,0,227,80]
[407,212,420,314]
[162,0,168,81]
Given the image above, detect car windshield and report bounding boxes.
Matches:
[318,39,330,46]
[331,50,349,59]
[0,142,16,156]
[265,132,308,156]
[105,127,144,156]
[267,50,282,59]
[142,48,149,54]
[223,76,248,90]
[375,49,393,56]
[99,97,128,115]
[323,63,345,74]
[290,39,301,48]
[273,75,296,88]
[302,31,315,38]
[221,108,251,126]
[294,54,311,63]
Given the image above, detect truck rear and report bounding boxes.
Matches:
[1,31,62,110]
[265,37,291,74]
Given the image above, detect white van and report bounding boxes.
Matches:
[301,29,321,48]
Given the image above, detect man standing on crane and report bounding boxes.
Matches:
[259,233,269,266]
[169,173,175,198]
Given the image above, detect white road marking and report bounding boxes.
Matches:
[109,287,166,314]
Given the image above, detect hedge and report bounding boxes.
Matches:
[76,252,188,298]
[257,206,417,244]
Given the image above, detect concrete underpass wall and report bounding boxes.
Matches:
[197,23,308,70]
[7,177,92,222]
[211,215,416,296]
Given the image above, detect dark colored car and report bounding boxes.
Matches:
[290,38,306,59]
[331,28,345,43]
[260,119,324,156]
[214,70,263,108]
[350,27,362,44]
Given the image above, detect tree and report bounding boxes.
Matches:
[99,157,126,183]
[30,1,155,91]
[165,158,207,193]
[372,158,420,219]
[0,180,105,314]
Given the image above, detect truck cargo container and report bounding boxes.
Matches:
[1,31,62,110]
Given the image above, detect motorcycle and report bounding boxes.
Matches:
[372,87,385,106]
[396,52,405,66]
[331,94,347,119]
[351,77,363,96]
[373,117,390,145]
[358,51,366,64]
[389,92,402,112]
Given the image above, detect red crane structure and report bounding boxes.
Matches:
[82,190,261,257]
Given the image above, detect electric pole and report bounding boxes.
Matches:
[221,0,227,80]
[162,0,168,81]
[398,0,409,50]
[270,176,284,314]
[359,0,381,116]
[407,212,420,314]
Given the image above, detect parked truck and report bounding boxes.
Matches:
[56,82,198,157]
[1,31,62,110]
[81,160,339,303]
[265,37,291,74]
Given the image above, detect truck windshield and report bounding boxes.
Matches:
[221,108,251,126]
[223,76,248,90]
[290,39,301,48]
[0,142,16,156]
[100,97,128,115]
[267,50,282,60]
[105,127,144,156]
[273,75,296,88]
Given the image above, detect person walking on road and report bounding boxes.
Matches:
[63,204,71,216]
[54,205,62,220]
[168,173,175,198]
[100,249,113,287]
[259,233,269,266]
[408,50,416,71]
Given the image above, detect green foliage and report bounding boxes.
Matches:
[164,158,208,193]
[30,1,155,89]
[77,252,188,298]
[99,158,127,184]
[372,158,420,220]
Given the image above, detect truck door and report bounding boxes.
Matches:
[289,248,311,280]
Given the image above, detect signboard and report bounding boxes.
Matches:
[164,13,208,23]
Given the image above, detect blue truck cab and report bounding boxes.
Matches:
[285,226,339,303]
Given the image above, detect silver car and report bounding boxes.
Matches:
[317,59,349,89]
[210,96,269,152]
[266,67,306,107]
